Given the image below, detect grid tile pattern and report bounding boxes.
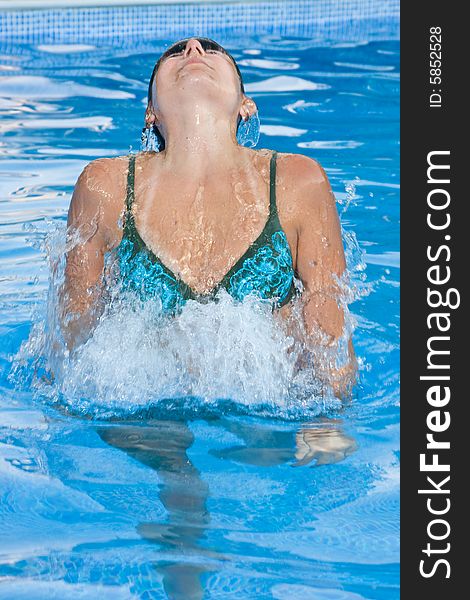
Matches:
[0,0,399,43]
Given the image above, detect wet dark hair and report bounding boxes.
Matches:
[144,37,245,150]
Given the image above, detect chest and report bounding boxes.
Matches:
[145,185,268,254]
[114,154,299,296]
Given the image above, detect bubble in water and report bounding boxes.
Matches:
[338,179,360,214]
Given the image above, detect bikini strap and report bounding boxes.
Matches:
[125,154,136,214]
[269,150,278,217]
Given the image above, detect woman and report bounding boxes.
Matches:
[60,37,356,398]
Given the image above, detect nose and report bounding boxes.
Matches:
[183,38,205,57]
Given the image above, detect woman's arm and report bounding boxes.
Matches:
[59,160,113,353]
[289,155,357,399]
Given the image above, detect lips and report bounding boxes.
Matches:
[179,56,213,73]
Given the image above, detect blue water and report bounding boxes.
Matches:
[0,32,399,600]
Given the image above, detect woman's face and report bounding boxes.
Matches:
[150,38,245,127]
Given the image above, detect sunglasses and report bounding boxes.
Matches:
[160,37,229,61]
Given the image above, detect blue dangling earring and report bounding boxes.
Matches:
[236,110,260,148]
[141,124,163,152]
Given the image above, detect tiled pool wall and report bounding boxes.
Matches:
[1,0,399,47]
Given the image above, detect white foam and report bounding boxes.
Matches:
[245,75,330,93]
[0,116,113,133]
[260,125,307,137]
[298,140,363,150]
[0,76,135,100]
[37,44,96,54]
[237,58,299,70]
[9,204,367,420]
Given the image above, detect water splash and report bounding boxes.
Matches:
[9,210,369,421]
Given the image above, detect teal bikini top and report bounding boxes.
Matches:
[116,150,297,314]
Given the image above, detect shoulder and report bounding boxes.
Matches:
[75,154,130,189]
[68,154,131,232]
[276,151,328,189]
[71,154,131,215]
[274,152,335,221]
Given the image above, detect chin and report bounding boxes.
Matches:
[179,70,215,86]
[176,78,224,99]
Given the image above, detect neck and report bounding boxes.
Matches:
[159,106,242,173]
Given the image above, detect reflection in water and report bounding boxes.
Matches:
[209,418,356,467]
[96,418,356,599]
[294,421,358,467]
[96,421,211,600]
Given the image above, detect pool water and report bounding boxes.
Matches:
[0,31,399,600]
